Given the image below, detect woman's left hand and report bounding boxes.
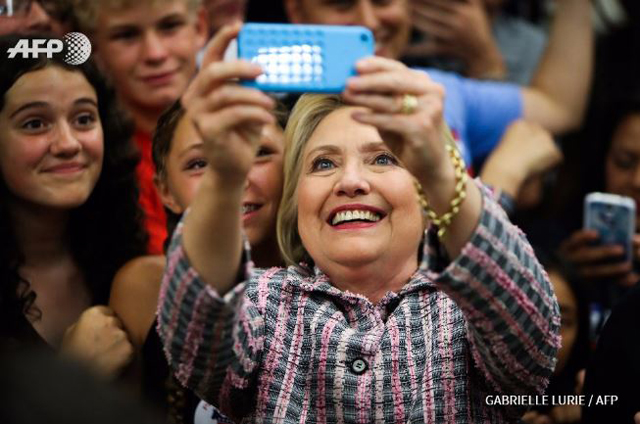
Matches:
[342,57,454,186]
[343,56,483,255]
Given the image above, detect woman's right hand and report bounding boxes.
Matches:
[179,23,271,295]
[181,22,275,186]
[559,229,638,287]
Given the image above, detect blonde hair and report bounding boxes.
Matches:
[277,94,347,267]
[73,0,201,34]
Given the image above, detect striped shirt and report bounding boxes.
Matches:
[158,186,560,423]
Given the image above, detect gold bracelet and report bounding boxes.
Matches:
[414,128,468,239]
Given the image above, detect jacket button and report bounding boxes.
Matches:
[351,358,368,375]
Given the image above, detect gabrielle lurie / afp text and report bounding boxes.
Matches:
[485,394,619,407]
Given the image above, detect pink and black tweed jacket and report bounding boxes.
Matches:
[158,186,560,423]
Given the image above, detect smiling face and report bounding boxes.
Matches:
[0,66,104,211]
[157,114,285,247]
[242,123,285,248]
[92,0,206,114]
[296,106,423,274]
[284,0,411,59]
[605,113,640,228]
[156,113,205,214]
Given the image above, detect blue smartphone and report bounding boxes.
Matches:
[584,192,636,262]
[237,23,374,93]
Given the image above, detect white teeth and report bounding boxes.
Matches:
[242,204,260,214]
[331,209,381,226]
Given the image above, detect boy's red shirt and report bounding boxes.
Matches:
[134,130,167,254]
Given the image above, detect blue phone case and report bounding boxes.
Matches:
[238,23,374,93]
[584,192,636,261]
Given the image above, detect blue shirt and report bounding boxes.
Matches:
[421,68,522,169]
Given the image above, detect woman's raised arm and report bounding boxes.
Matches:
[343,59,560,417]
[179,23,275,294]
[156,24,275,415]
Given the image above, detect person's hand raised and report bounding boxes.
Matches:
[559,230,639,287]
[182,22,275,186]
[407,0,505,79]
[343,57,453,186]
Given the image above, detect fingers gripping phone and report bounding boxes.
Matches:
[584,192,636,262]
[236,23,375,93]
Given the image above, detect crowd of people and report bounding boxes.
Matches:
[1,0,639,423]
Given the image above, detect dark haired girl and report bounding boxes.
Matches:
[0,34,146,377]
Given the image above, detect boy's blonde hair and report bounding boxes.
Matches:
[73,0,202,34]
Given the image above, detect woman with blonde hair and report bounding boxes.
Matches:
[158,23,560,423]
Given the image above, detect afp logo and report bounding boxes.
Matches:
[7,32,92,65]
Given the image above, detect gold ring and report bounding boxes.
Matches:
[400,94,418,115]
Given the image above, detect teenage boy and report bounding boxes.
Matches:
[73,0,207,253]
